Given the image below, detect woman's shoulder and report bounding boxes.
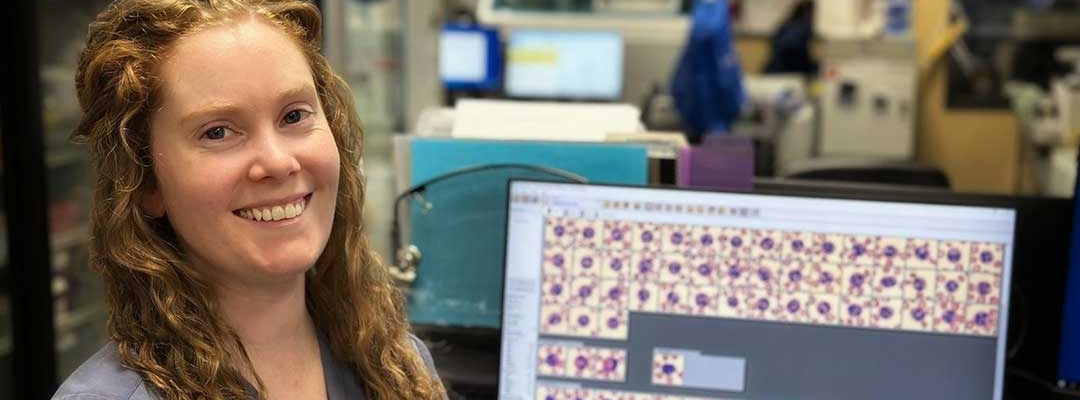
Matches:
[52,342,156,400]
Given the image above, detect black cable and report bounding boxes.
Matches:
[390,163,587,271]
[1007,283,1028,360]
[1007,367,1080,398]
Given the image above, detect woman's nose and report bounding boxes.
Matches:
[248,129,301,181]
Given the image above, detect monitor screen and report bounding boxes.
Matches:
[439,24,501,91]
[499,181,1017,400]
[504,29,624,100]
[1059,163,1080,388]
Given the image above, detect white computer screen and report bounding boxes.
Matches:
[499,181,1017,400]
[504,30,624,100]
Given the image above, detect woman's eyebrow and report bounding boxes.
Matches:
[179,103,243,128]
[276,84,316,103]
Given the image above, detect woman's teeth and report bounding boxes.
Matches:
[237,198,306,222]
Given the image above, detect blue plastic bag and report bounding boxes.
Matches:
[670,0,746,140]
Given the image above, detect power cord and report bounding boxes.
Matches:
[388,163,587,284]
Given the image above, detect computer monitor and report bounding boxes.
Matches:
[1059,162,1080,389]
[499,180,1017,400]
[504,29,624,100]
[439,24,502,91]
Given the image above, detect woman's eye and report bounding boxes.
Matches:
[283,109,311,125]
[201,126,232,140]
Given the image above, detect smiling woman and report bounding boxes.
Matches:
[52,1,445,400]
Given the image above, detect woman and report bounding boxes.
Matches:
[52,0,445,399]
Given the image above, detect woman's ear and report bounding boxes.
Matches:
[141,183,166,218]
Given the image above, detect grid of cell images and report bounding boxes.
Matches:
[538,216,1006,341]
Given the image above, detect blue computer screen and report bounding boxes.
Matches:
[1059,164,1080,386]
[439,24,501,91]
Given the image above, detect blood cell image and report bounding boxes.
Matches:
[970,242,1004,275]
[937,240,969,271]
[651,352,685,386]
[876,236,908,268]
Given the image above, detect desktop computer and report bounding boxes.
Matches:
[504,29,624,101]
[499,180,1017,400]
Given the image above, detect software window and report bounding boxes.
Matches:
[499,181,1016,400]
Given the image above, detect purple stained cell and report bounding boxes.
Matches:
[850,273,865,287]
[546,395,555,400]
[638,289,651,301]
[946,280,959,292]
[789,270,803,282]
[880,307,894,319]
[610,258,623,271]
[639,259,653,273]
[583,227,595,238]
[823,242,836,254]
[980,251,994,264]
[728,265,742,278]
[698,264,712,276]
[853,244,866,257]
[848,304,863,317]
[548,314,562,325]
[661,364,676,375]
[612,230,624,241]
[974,312,990,326]
[579,286,593,298]
[671,232,684,245]
[978,282,992,296]
[551,283,563,296]
[947,249,961,263]
[820,272,834,284]
[701,235,714,246]
[792,240,805,251]
[787,300,800,313]
[575,355,589,369]
[553,254,565,267]
[667,291,680,304]
[608,287,622,300]
[696,293,710,307]
[641,231,654,242]
[546,354,559,367]
[761,238,775,250]
[881,277,898,288]
[668,262,682,274]
[912,308,926,321]
[943,310,956,324]
[727,296,739,307]
[817,302,831,314]
[581,257,594,269]
[578,315,590,326]
[915,247,929,260]
[603,358,619,372]
[731,237,743,247]
[756,298,770,311]
[554,226,565,236]
[607,317,620,329]
[758,269,772,282]
[884,245,897,258]
[914,278,926,291]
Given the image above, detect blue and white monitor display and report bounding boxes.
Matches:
[499,181,1017,400]
[1059,164,1080,387]
[504,30,624,100]
[439,24,501,91]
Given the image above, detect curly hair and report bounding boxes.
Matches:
[72,1,443,398]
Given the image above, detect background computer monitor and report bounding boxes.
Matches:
[504,29,624,100]
[439,23,502,91]
[499,180,1017,400]
[1059,161,1080,389]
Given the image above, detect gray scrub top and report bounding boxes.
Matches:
[52,333,439,400]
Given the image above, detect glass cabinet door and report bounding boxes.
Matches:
[37,0,111,381]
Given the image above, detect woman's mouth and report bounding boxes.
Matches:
[234,193,312,222]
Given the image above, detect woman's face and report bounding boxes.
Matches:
[147,17,340,287]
